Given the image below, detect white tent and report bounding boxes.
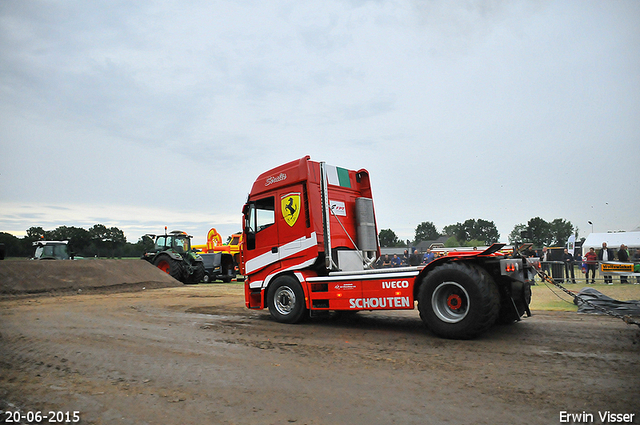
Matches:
[581,232,640,255]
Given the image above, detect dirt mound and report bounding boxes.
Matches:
[0,259,181,295]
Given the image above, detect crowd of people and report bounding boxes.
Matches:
[375,248,439,268]
[536,242,640,285]
[375,243,640,285]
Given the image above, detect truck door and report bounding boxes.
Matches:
[243,196,279,275]
[276,186,309,260]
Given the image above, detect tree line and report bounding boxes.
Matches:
[1,216,579,257]
[0,225,151,258]
[379,217,577,249]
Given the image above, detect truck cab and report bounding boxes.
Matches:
[242,156,378,285]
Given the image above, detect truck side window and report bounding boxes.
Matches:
[245,197,275,251]
[255,197,275,232]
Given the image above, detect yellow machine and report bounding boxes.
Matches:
[193,228,243,266]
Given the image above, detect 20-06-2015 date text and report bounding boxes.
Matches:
[2,411,80,424]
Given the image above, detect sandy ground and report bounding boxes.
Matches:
[1,283,639,425]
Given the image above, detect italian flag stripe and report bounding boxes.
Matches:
[326,164,351,188]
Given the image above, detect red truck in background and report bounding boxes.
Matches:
[241,156,539,339]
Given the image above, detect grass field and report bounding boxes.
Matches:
[530,280,640,311]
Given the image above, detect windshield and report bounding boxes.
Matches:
[172,236,190,252]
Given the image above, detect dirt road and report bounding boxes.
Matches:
[1,285,639,425]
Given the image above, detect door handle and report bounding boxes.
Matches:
[271,247,278,253]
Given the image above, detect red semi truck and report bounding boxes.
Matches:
[241,156,538,339]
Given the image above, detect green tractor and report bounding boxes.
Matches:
[141,230,205,284]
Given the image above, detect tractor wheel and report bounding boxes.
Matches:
[418,262,500,339]
[267,275,307,324]
[153,254,185,282]
[186,262,205,284]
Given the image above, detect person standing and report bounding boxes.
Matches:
[617,244,630,284]
[402,249,410,266]
[634,249,640,284]
[540,247,551,278]
[423,248,435,264]
[598,242,615,284]
[378,254,391,268]
[409,249,422,266]
[585,247,598,284]
[563,248,576,283]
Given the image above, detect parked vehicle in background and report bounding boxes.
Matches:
[32,240,73,260]
[192,228,241,282]
[141,230,205,284]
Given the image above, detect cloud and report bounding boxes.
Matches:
[1,0,639,245]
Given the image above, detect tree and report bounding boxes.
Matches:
[442,224,459,237]
[378,229,400,247]
[443,219,500,245]
[0,232,30,257]
[26,226,47,241]
[49,226,91,252]
[508,224,527,245]
[414,221,439,243]
[457,219,475,242]
[89,224,126,257]
[444,236,459,247]
[526,217,553,247]
[474,219,500,244]
[518,217,576,248]
[549,218,576,246]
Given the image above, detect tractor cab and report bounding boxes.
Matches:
[33,241,72,260]
[154,231,192,254]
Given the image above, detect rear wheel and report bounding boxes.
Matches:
[153,254,184,282]
[418,262,500,339]
[267,275,307,324]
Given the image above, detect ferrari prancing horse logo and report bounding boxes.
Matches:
[281,193,300,227]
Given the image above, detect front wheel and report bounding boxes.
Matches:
[267,275,307,324]
[418,262,500,339]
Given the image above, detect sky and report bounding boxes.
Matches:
[1,0,639,246]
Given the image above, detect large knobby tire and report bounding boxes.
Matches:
[186,262,205,284]
[418,262,500,339]
[153,254,185,282]
[267,275,307,324]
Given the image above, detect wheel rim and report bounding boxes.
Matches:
[431,281,470,323]
[157,260,170,274]
[274,286,296,316]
